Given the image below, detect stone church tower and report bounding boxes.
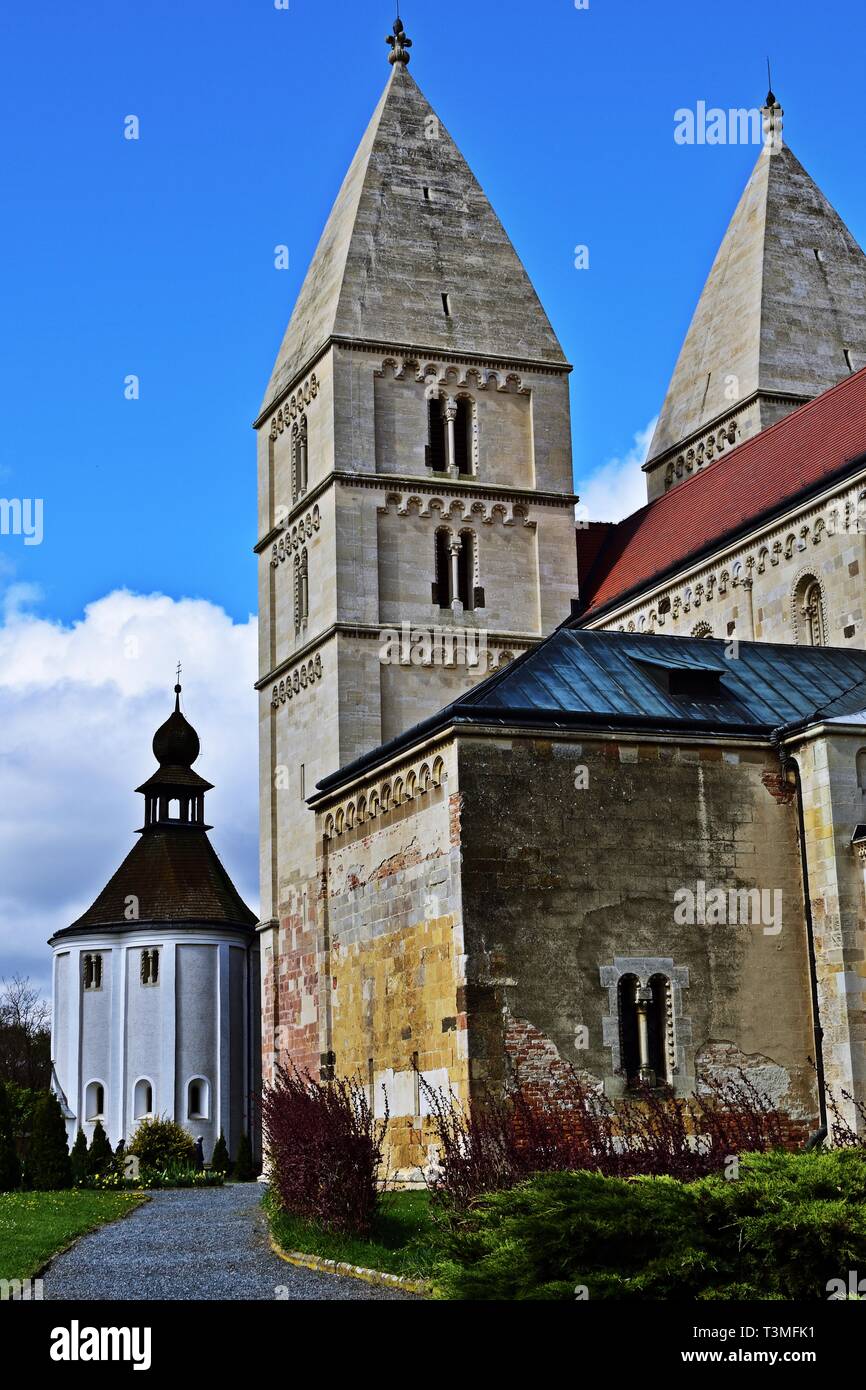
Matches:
[256,22,579,1083]
[645,93,866,501]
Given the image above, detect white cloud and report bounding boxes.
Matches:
[0,590,258,999]
[576,417,658,524]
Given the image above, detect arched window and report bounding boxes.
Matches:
[295,549,309,633]
[187,1077,209,1120]
[140,949,159,985]
[427,395,447,471]
[82,953,103,991]
[794,575,825,646]
[133,1078,153,1119]
[85,1081,105,1120]
[618,975,670,1087]
[457,531,475,610]
[292,416,308,501]
[857,749,866,795]
[454,398,473,475]
[433,529,452,608]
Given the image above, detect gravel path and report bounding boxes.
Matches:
[43,1184,415,1301]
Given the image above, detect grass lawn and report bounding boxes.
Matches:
[267,1189,438,1280]
[0,1190,147,1281]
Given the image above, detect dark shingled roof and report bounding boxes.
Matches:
[314,629,866,796]
[52,687,256,941]
[56,829,257,937]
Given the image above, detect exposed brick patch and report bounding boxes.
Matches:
[761,770,796,804]
[448,792,462,846]
[371,838,425,880]
[504,1015,598,1102]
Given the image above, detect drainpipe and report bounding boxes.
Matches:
[775,742,828,1142]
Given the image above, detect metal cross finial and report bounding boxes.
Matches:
[386,16,412,66]
[175,661,182,692]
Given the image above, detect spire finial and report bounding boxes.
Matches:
[386,14,412,66]
[761,69,784,153]
[174,662,182,710]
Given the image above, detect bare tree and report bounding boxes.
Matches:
[0,975,51,1091]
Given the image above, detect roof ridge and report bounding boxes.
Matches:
[630,362,866,523]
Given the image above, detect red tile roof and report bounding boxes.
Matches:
[578,366,866,619]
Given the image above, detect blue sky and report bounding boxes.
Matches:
[2,0,865,623]
[3,0,866,991]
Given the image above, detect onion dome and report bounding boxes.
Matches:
[152,683,201,768]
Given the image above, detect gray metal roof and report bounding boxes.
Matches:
[315,629,866,795]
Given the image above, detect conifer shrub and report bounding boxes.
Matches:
[210,1132,230,1174]
[70,1127,89,1185]
[261,1065,388,1236]
[28,1092,72,1190]
[233,1131,256,1182]
[127,1115,195,1169]
[0,1081,21,1191]
[87,1120,114,1177]
[435,1149,866,1300]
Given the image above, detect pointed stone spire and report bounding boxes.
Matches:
[645,99,866,499]
[260,60,567,415]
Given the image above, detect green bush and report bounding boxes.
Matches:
[28,1093,72,1190]
[234,1132,256,1182]
[2,1084,43,1146]
[127,1115,195,1168]
[435,1150,866,1301]
[210,1132,230,1174]
[0,1082,21,1191]
[70,1128,89,1185]
[87,1121,114,1177]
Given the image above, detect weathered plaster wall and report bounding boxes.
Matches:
[313,747,466,1178]
[792,728,866,1129]
[457,732,819,1122]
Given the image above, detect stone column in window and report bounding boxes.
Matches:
[449,538,462,613]
[742,559,756,639]
[444,397,458,476]
[635,984,655,1085]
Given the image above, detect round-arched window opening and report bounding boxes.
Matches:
[187,1077,210,1121]
[133,1078,153,1120]
[793,575,826,647]
[85,1080,106,1121]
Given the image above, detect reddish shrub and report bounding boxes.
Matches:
[261,1065,388,1236]
[421,1067,792,1210]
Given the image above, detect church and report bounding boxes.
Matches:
[49,685,260,1161]
[255,21,866,1178]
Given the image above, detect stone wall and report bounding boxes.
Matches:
[313,745,467,1179]
[457,730,820,1122]
[789,726,866,1129]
